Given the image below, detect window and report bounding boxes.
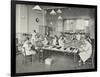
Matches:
[63,19,89,32]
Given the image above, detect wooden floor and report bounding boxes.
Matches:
[16,52,94,73]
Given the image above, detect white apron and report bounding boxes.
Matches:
[58,39,64,48]
[22,41,36,56]
[31,32,36,40]
[52,38,57,46]
[79,40,92,62]
[42,38,48,46]
[31,32,36,45]
[76,34,81,40]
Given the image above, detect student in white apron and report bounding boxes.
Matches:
[52,35,58,46]
[22,38,36,56]
[76,33,81,40]
[42,37,48,46]
[58,36,64,49]
[31,30,37,45]
[78,38,92,65]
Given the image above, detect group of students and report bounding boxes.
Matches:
[30,30,66,48]
[17,30,92,66]
[18,30,67,58]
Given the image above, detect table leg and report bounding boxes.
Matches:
[41,51,44,63]
[74,53,76,62]
[32,55,33,64]
[38,49,44,63]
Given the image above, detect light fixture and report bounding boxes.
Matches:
[58,16,62,20]
[32,5,42,11]
[50,9,56,15]
[57,9,62,13]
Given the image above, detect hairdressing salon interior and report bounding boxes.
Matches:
[16,4,95,73]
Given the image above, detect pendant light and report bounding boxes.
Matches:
[57,9,62,13]
[32,5,42,11]
[58,16,62,20]
[50,9,56,15]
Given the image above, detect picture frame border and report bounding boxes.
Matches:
[11,0,97,76]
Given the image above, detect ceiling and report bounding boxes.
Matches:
[32,5,67,10]
[41,6,67,10]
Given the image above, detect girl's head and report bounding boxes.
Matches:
[33,30,36,33]
[25,37,30,41]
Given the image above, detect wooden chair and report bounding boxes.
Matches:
[16,46,22,55]
[16,38,22,55]
[22,47,36,64]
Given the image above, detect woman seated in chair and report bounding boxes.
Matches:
[42,37,49,46]
[76,33,81,41]
[58,36,65,49]
[22,37,36,56]
[52,35,58,46]
[78,38,92,66]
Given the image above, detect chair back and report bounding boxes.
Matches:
[22,47,27,56]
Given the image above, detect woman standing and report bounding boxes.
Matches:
[31,30,37,44]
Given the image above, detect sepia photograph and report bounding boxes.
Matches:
[11,0,97,76]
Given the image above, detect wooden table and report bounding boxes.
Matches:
[39,46,78,63]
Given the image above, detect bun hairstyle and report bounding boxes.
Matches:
[26,37,30,40]
[33,30,36,33]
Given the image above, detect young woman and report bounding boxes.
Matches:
[76,33,81,40]
[52,35,58,46]
[78,38,92,66]
[22,37,36,56]
[31,30,37,45]
[31,30,37,40]
[58,36,64,49]
[42,37,49,46]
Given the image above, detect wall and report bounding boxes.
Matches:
[16,5,46,34]
[28,5,46,34]
[46,7,95,38]
[16,4,95,38]
[16,4,28,33]
[88,9,95,39]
